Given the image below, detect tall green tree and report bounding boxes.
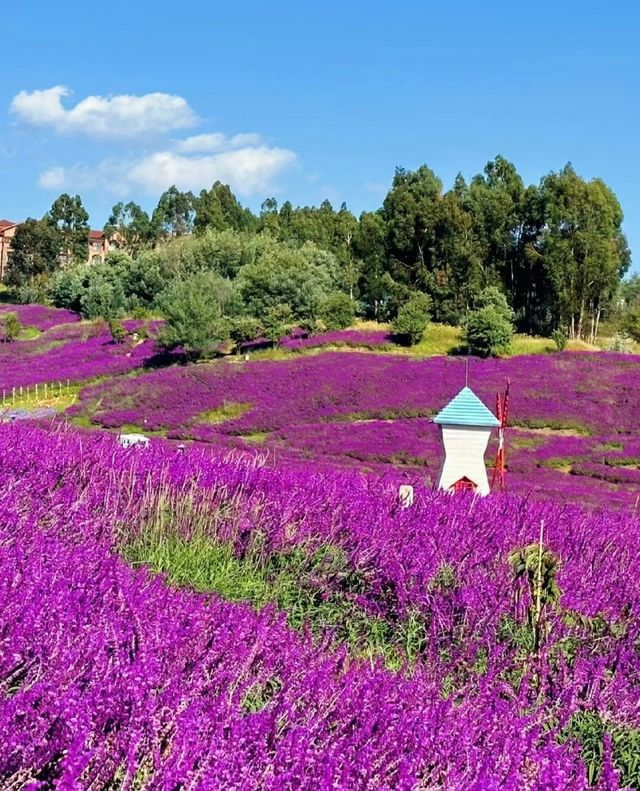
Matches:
[6,218,61,287]
[194,181,256,233]
[539,165,631,340]
[381,165,443,292]
[104,202,154,255]
[152,186,195,237]
[46,193,90,264]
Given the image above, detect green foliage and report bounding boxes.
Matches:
[152,186,195,237]
[393,292,431,345]
[6,218,61,288]
[608,331,632,354]
[107,318,127,344]
[551,327,568,351]
[465,289,515,357]
[156,271,232,357]
[559,712,640,788]
[540,165,630,340]
[104,201,154,255]
[239,242,337,321]
[121,503,429,669]
[15,277,50,305]
[262,304,293,346]
[508,539,561,654]
[229,315,263,345]
[0,312,21,343]
[80,276,126,320]
[194,181,256,234]
[319,291,356,330]
[46,193,90,264]
[623,307,640,343]
[48,266,85,312]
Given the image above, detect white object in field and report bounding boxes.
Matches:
[437,425,493,495]
[398,484,414,508]
[433,386,500,496]
[118,433,150,449]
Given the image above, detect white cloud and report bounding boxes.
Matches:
[38,144,298,198]
[129,147,297,195]
[174,132,264,154]
[11,86,197,138]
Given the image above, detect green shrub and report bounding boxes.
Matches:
[263,304,293,346]
[551,328,568,351]
[609,331,632,354]
[465,306,514,357]
[229,316,263,345]
[107,318,127,344]
[156,271,232,358]
[465,288,514,357]
[393,292,431,345]
[0,312,21,343]
[319,292,356,330]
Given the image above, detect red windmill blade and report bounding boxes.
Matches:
[491,380,510,491]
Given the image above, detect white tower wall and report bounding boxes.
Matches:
[437,425,493,496]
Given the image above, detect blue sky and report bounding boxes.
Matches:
[0,1,638,269]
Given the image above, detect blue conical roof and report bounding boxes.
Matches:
[433,386,500,427]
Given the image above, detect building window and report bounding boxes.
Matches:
[91,255,102,265]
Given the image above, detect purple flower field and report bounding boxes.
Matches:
[0,303,80,330]
[280,328,395,350]
[0,318,165,391]
[70,350,640,508]
[2,421,640,788]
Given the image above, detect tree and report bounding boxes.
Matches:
[381,165,443,292]
[6,218,61,287]
[262,304,293,346]
[46,194,90,263]
[465,288,514,357]
[239,242,337,321]
[49,266,85,312]
[467,156,525,297]
[107,318,127,344]
[104,202,154,255]
[194,181,256,234]
[393,292,431,345]
[539,164,630,341]
[152,186,195,237]
[319,292,356,330]
[0,312,21,343]
[354,211,389,319]
[156,271,232,358]
[80,277,126,320]
[229,316,263,346]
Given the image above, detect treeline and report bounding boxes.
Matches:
[5,155,632,342]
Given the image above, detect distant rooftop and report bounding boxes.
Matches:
[433,386,500,428]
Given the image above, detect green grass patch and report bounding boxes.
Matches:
[17,326,42,340]
[197,402,252,424]
[120,502,431,670]
[512,418,591,436]
[241,431,270,444]
[558,712,640,788]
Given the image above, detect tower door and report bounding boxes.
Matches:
[452,476,477,493]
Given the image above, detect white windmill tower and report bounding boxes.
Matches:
[433,385,500,496]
